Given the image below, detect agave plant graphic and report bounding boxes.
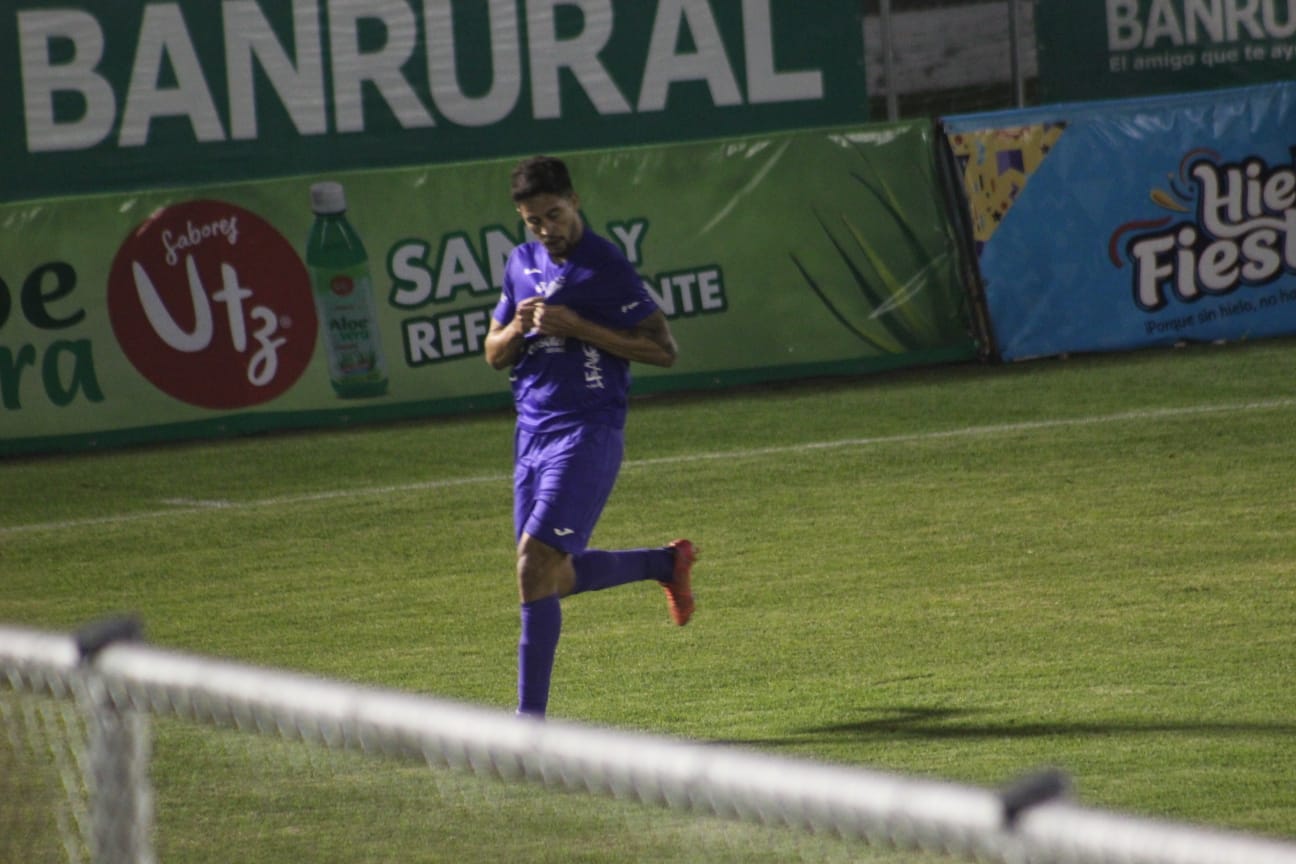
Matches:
[791,143,951,354]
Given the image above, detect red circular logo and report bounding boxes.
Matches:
[330,275,355,297]
[108,200,316,410]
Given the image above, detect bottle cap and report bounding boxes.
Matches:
[310,181,347,214]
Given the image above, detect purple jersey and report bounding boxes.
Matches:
[494,228,657,433]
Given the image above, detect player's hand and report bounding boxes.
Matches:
[514,296,542,335]
[532,303,582,338]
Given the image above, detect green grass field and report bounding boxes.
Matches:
[3,339,1295,862]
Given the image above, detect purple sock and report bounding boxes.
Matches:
[570,548,674,594]
[517,595,561,717]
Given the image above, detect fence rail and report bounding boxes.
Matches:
[4,621,1296,864]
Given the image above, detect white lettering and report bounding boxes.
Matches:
[1226,0,1265,39]
[329,0,434,133]
[582,343,605,389]
[1263,0,1296,38]
[1131,234,1179,309]
[403,307,493,363]
[159,217,240,267]
[463,306,491,353]
[1241,228,1283,281]
[425,0,522,126]
[609,220,648,265]
[18,10,117,152]
[120,4,226,147]
[1264,170,1296,211]
[132,256,215,352]
[527,0,631,119]
[485,228,521,289]
[638,0,741,112]
[743,0,822,104]
[1109,0,1296,49]
[406,320,440,361]
[246,304,287,386]
[1126,156,1296,310]
[435,235,491,301]
[17,0,836,156]
[439,313,465,355]
[647,266,726,315]
[1108,0,1143,50]
[697,267,724,310]
[1185,0,1225,42]
[212,262,254,353]
[224,0,327,140]
[1193,160,1289,239]
[391,241,435,307]
[1198,238,1240,290]
[1145,0,1187,46]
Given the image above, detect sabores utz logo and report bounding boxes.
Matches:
[107,200,316,410]
[1109,148,1296,325]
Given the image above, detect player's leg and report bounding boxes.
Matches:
[512,425,614,717]
[515,534,568,717]
[526,423,664,591]
[545,425,697,624]
[513,426,698,715]
[513,429,567,717]
[571,541,697,625]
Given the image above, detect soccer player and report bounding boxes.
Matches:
[484,155,697,718]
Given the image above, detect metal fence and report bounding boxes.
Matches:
[4,619,1296,864]
[867,0,1036,119]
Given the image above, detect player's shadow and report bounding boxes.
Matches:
[713,705,1296,748]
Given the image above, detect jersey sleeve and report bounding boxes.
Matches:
[600,256,658,329]
[493,250,521,324]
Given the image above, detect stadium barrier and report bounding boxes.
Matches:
[4,618,1296,864]
[0,121,975,457]
[7,2,1296,458]
[941,80,1296,361]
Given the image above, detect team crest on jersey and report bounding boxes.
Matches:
[536,275,565,298]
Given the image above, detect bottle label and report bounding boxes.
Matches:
[310,263,388,396]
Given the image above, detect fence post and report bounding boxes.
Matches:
[77,618,155,864]
[877,0,899,120]
[1008,0,1026,107]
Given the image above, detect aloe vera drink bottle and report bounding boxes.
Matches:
[306,181,389,398]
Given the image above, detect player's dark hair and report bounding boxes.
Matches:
[510,156,574,202]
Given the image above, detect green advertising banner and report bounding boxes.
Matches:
[0,0,867,203]
[1037,0,1296,102]
[0,122,976,456]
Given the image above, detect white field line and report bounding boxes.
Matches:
[3,397,1294,538]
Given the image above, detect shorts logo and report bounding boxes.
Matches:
[553,528,575,537]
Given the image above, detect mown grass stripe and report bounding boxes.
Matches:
[3,397,1293,538]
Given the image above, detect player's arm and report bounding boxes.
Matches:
[484,296,541,369]
[534,305,678,368]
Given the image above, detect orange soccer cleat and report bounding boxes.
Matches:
[660,539,697,626]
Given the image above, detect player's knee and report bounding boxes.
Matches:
[516,535,569,599]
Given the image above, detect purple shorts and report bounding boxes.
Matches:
[514,424,624,554]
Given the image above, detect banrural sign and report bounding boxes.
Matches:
[1,0,866,201]
[1037,0,1296,102]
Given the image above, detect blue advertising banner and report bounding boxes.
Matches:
[943,81,1296,361]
